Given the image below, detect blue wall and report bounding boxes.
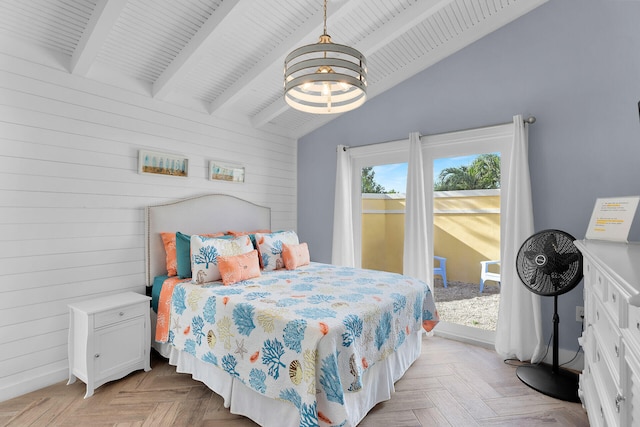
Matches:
[297,0,640,354]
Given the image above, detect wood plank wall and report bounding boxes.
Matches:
[0,53,297,402]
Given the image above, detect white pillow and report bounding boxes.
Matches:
[255,231,299,271]
[191,235,253,284]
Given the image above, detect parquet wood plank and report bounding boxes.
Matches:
[437,375,497,419]
[428,390,481,426]
[413,407,454,426]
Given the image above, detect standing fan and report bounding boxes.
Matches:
[515,229,583,403]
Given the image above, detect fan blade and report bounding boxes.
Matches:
[547,250,580,274]
[523,250,540,263]
[543,233,557,254]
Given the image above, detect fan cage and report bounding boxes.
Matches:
[516,229,583,296]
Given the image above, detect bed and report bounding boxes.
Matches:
[145,194,438,427]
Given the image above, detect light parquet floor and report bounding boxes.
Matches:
[0,336,589,426]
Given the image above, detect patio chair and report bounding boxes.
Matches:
[434,256,448,288]
[480,260,501,293]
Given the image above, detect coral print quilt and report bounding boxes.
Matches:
[161,262,438,427]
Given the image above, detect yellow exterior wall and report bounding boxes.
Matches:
[361,191,500,284]
[361,196,405,273]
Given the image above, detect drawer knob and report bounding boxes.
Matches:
[636,322,639,330]
[616,394,625,413]
[94,354,100,358]
[615,345,619,357]
[119,311,125,316]
[612,293,616,302]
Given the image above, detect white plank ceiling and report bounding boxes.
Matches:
[0,0,548,138]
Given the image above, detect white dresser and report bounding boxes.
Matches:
[67,292,151,398]
[576,240,640,426]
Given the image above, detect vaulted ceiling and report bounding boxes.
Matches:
[0,0,547,138]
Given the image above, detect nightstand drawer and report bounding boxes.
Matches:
[94,302,147,329]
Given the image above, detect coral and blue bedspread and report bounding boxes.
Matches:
[159,262,438,427]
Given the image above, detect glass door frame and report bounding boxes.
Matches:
[349,139,409,269]
[422,124,513,346]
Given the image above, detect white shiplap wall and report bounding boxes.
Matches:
[0,53,297,402]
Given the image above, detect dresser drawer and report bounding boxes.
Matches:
[627,305,640,352]
[581,352,606,427]
[625,349,640,427]
[94,302,147,328]
[587,260,607,303]
[593,298,623,382]
[605,282,624,327]
[584,287,597,327]
[592,337,623,426]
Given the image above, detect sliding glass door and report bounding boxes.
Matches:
[347,124,513,345]
[423,125,512,345]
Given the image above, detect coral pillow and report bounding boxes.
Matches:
[175,231,226,278]
[191,234,253,284]
[227,229,271,249]
[217,250,261,285]
[160,232,178,276]
[282,243,310,270]
[255,231,299,271]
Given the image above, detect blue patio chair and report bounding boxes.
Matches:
[434,256,448,288]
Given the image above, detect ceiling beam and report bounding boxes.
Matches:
[210,0,364,115]
[70,0,127,75]
[152,0,246,100]
[251,0,453,129]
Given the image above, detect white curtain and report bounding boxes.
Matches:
[332,145,355,267]
[403,132,432,290]
[494,115,544,363]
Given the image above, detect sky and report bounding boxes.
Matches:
[372,155,479,193]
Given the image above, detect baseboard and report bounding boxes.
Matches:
[0,365,67,403]
[433,321,495,349]
[433,322,584,372]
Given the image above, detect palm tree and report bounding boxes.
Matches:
[434,153,500,191]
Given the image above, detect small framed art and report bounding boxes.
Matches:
[209,160,245,183]
[138,150,189,178]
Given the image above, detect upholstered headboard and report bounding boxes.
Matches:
[145,194,271,286]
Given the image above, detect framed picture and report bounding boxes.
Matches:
[209,160,245,183]
[138,150,189,178]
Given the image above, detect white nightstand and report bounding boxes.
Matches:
[67,292,151,398]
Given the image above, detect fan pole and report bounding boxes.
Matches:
[552,295,559,373]
[515,293,580,402]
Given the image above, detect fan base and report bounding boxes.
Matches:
[516,364,580,403]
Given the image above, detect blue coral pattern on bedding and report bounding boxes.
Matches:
[163,262,438,427]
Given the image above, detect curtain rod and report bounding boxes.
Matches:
[340,116,536,151]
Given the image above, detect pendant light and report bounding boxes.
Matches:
[284,0,367,114]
